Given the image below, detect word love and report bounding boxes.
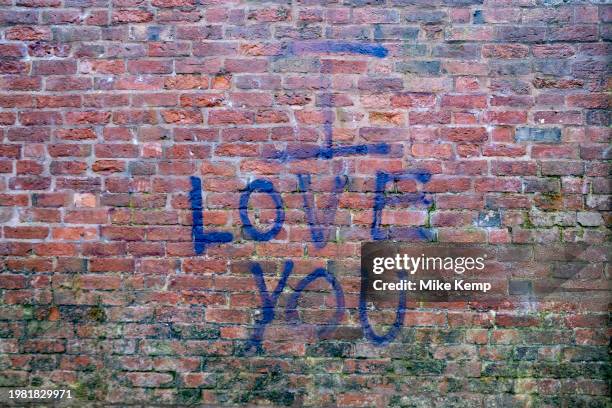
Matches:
[188,171,433,254]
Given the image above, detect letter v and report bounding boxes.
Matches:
[297,174,347,249]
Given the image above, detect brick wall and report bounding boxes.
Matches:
[0,0,610,406]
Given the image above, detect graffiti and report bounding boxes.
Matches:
[188,40,435,348]
[190,176,233,255]
[360,270,408,346]
[285,267,345,338]
[239,179,285,242]
[245,253,411,350]
[372,171,435,241]
[245,260,346,352]
[287,40,389,58]
[297,174,347,248]
[190,170,433,253]
[277,41,391,162]
[192,169,432,349]
[273,142,391,162]
[246,260,293,352]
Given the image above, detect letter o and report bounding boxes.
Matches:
[285,268,345,338]
[239,179,285,241]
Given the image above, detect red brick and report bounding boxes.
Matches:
[50,161,88,175]
[0,275,27,289]
[112,9,153,24]
[4,226,49,239]
[390,93,436,108]
[485,111,528,124]
[566,93,609,109]
[16,160,43,175]
[64,209,108,224]
[179,93,223,107]
[482,44,529,59]
[33,243,77,256]
[19,111,62,126]
[441,94,488,109]
[95,144,138,158]
[92,160,126,173]
[442,127,488,142]
[65,111,111,125]
[36,95,81,108]
[79,275,122,290]
[52,227,97,241]
[412,143,454,159]
[161,110,203,124]
[55,128,97,140]
[32,60,76,75]
[5,26,51,41]
[208,110,254,125]
[321,59,367,74]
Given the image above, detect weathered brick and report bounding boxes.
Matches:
[112,9,154,24]
[395,60,440,75]
[0,2,608,406]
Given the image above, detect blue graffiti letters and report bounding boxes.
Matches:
[247,261,345,348]
[359,270,408,346]
[297,174,347,248]
[246,260,293,351]
[190,169,434,250]
[371,171,433,241]
[274,41,391,162]
[248,259,406,347]
[186,39,435,347]
[189,176,233,255]
[239,179,285,241]
[285,267,345,337]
